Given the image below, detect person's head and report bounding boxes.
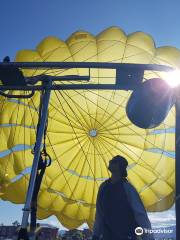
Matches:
[3,56,10,62]
[108,155,128,177]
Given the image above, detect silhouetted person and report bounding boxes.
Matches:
[0,56,28,86]
[92,155,153,240]
[0,56,43,89]
[3,56,10,62]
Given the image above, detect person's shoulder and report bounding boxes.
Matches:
[100,179,110,187]
[98,179,110,191]
[123,180,138,193]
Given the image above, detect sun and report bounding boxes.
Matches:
[163,70,180,88]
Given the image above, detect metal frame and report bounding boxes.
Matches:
[21,79,52,230]
[0,62,178,239]
[175,92,180,240]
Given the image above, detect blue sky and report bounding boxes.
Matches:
[0,0,180,61]
[0,0,179,229]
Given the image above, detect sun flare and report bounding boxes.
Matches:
[163,70,180,88]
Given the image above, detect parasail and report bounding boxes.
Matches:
[0,26,180,229]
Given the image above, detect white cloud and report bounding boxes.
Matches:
[38,216,67,229]
[38,216,89,231]
[148,206,176,227]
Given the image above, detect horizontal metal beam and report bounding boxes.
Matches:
[42,75,90,81]
[0,62,174,72]
[0,83,137,91]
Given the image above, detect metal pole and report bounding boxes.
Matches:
[175,87,180,240]
[0,61,174,72]
[18,78,52,239]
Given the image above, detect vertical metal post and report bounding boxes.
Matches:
[18,79,52,238]
[175,87,180,240]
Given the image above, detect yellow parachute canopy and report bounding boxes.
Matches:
[0,26,180,229]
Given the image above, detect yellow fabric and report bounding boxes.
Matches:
[0,26,180,229]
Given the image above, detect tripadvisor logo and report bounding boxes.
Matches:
[135,227,143,236]
[135,226,174,236]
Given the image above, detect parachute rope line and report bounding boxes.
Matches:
[29,95,90,223]
[53,78,172,176]
[0,90,174,167]
[51,85,172,209]
[0,71,174,195]
[0,26,178,228]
